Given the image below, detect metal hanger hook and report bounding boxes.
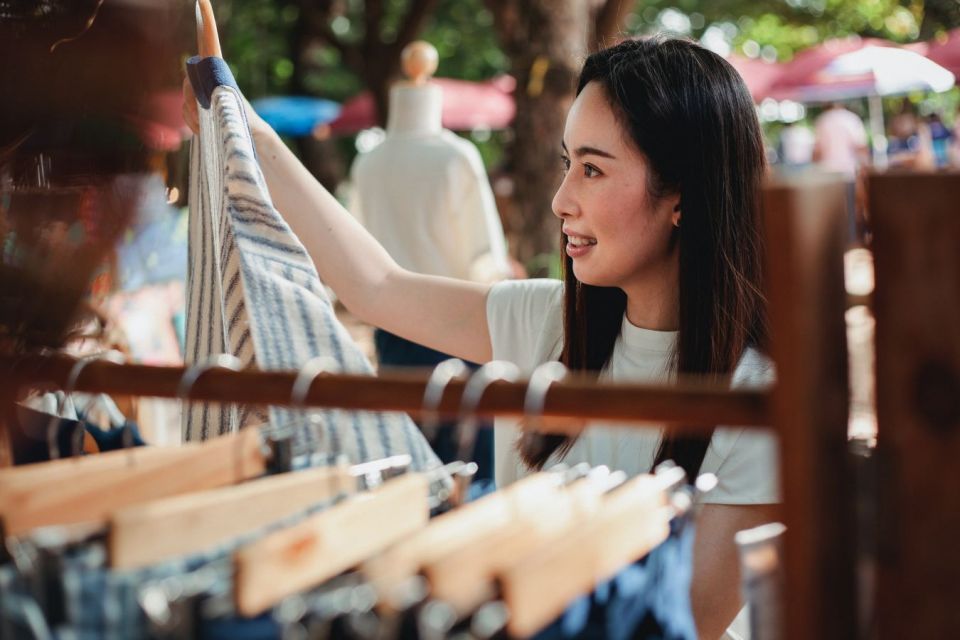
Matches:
[47,350,124,461]
[455,361,520,464]
[178,355,244,479]
[420,358,470,444]
[289,356,340,462]
[522,361,569,435]
[176,354,243,402]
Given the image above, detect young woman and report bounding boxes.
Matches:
[184,36,779,638]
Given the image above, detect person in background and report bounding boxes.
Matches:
[813,102,869,243]
[779,120,815,171]
[926,112,953,169]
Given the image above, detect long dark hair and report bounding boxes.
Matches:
[518,37,768,482]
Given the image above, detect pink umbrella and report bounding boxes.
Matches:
[726,54,782,102]
[329,76,516,136]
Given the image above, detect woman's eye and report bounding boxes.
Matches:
[583,164,600,178]
[560,155,571,173]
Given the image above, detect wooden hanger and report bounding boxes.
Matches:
[196,0,222,58]
[0,427,265,536]
[107,461,356,570]
[0,441,190,487]
[498,468,683,638]
[233,471,431,617]
[360,471,563,610]
[422,470,616,617]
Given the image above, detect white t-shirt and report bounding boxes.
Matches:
[350,130,509,282]
[486,278,780,505]
[814,108,868,179]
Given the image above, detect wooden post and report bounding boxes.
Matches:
[763,176,856,640]
[871,171,960,639]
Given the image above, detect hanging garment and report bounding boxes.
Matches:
[183,56,438,471]
[8,404,146,465]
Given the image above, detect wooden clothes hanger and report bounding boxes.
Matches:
[421,466,621,618]
[107,461,355,570]
[0,418,265,536]
[360,471,565,610]
[0,357,268,537]
[107,356,354,570]
[499,466,687,638]
[233,471,431,617]
[196,0,222,59]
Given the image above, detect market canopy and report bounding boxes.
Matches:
[768,37,955,102]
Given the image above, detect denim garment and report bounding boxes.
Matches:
[532,518,696,640]
[8,405,146,466]
[198,613,278,640]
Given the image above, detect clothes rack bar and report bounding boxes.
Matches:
[0,354,770,432]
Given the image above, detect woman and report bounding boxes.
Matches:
[184,36,778,638]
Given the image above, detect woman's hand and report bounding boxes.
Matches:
[181,73,273,140]
[181,75,200,136]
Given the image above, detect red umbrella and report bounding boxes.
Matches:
[726,54,782,102]
[329,76,516,136]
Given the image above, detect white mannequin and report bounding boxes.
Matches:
[349,41,509,285]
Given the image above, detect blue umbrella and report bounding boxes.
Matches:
[251,96,341,137]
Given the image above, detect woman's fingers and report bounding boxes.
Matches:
[182,75,200,135]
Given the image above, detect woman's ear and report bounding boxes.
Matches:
[671,199,681,228]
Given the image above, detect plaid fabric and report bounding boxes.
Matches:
[182,57,437,471]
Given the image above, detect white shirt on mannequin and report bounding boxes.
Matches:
[350,83,509,282]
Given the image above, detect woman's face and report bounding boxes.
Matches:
[553,82,679,292]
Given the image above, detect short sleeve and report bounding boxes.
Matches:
[486,279,563,371]
[454,145,510,280]
[699,349,781,504]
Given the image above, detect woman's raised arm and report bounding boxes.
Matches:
[182,78,494,364]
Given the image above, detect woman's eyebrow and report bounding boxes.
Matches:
[561,140,617,160]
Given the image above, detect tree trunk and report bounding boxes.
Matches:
[489,0,591,273]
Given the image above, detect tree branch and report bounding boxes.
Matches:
[300,0,360,72]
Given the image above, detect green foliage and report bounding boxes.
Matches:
[209,0,960,171]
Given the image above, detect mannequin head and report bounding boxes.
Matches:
[401,41,439,85]
[386,41,443,135]
[521,37,768,479]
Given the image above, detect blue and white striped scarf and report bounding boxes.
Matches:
[183,57,438,471]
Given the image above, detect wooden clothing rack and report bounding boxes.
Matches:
[870,171,960,639]
[0,355,770,430]
[1,173,955,639]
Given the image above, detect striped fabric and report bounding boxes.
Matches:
[183,57,439,471]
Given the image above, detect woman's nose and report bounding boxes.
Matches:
[552,176,577,219]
